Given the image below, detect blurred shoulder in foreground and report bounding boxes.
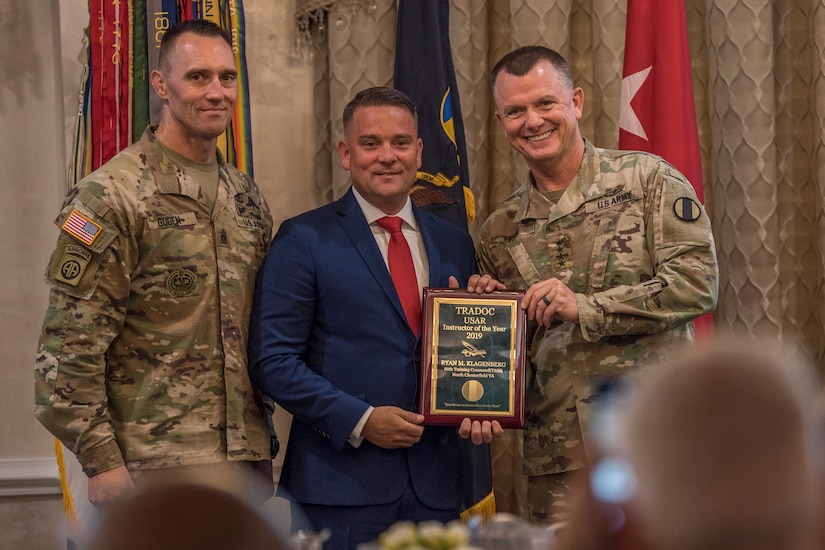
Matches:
[555,337,825,550]
[83,480,289,550]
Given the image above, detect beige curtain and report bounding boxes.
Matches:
[294,0,825,516]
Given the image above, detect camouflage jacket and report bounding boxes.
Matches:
[34,127,274,477]
[477,139,718,476]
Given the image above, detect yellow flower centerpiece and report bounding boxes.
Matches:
[374,520,479,550]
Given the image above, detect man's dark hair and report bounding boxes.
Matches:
[491,46,574,92]
[158,19,232,72]
[342,87,418,135]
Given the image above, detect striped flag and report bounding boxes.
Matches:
[70,0,254,185]
[61,211,102,246]
[619,0,713,338]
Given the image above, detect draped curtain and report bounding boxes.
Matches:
[294,0,825,516]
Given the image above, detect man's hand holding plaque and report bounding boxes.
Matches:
[420,276,526,439]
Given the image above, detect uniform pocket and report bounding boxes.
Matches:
[34,305,70,405]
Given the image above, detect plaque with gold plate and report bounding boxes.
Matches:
[418,288,526,428]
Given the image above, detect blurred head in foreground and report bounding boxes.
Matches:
[83,480,289,550]
[559,340,825,550]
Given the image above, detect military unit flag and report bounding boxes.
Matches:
[393,0,494,521]
[393,0,475,230]
[619,0,713,336]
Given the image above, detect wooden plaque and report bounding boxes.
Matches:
[418,288,526,428]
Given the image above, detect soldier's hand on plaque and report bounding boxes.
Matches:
[362,406,425,449]
[458,418,505,444]
[420,285,526,429]
[524,278,580,327]
[449,274,506,294]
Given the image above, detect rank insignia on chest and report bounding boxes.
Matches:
[547,233,574,272]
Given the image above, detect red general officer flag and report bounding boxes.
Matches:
[619,0,713,336]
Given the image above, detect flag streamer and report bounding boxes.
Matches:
[227,0,254,176]
[70,0,254,185]
[132,0,149,141]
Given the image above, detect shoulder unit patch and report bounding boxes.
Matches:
[673,197,702,222]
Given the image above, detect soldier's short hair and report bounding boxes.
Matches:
[491,46,574,92]
[158,19,232,73]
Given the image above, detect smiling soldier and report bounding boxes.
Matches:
[476,46,719,524]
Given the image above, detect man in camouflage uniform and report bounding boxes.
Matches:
[477,46,718,524]
[34,19,275,507]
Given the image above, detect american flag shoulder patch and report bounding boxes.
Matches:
[62,210,102,246]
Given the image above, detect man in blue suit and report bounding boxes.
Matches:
[248,87,503,549]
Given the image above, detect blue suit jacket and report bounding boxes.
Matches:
[248,189,478,508]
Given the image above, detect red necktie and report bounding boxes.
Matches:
[376,216,421,336]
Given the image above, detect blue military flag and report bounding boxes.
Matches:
[394,0,494,521]
[393,0,475,230]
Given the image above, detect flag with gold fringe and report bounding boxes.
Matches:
[60,2,255,544]
[393,0,494,523]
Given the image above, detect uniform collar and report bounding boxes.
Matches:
[515,138,608,225]
[140,126,230,199]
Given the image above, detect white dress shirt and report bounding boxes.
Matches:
[347,188,429,447]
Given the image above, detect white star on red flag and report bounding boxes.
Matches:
[619,0,713,339]
[619,66,652,140]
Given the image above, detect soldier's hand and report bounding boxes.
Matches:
[461,274,506,294]
[459,418,504,444]
[524,279,580,326]
[88,465,135,507]
[362,406,425,449]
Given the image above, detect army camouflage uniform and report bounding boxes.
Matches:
[478,139,718,522]
[34,127,274,479]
